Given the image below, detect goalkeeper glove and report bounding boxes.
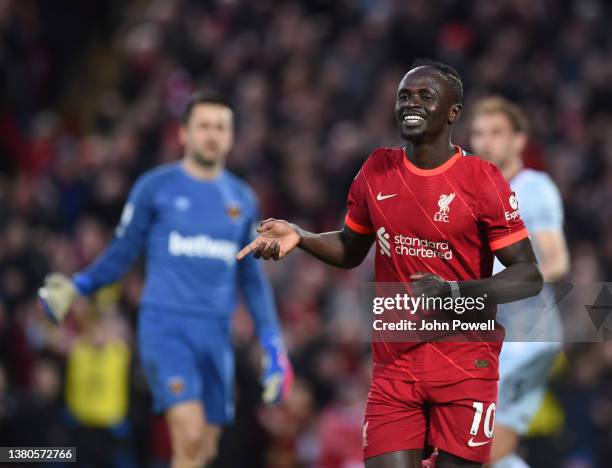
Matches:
[260,328,294,404]
[38,273,80,323]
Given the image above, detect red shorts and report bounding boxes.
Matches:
[363,377,498,463]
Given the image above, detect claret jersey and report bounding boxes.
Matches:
[345,146,528,382]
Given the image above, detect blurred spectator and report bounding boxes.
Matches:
[5,352,71,447]
[64,310,135,468]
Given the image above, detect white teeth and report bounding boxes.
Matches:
[403,115,424,122]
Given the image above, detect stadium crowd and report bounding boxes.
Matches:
[1,0,611,466]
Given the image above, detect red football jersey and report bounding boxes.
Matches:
[345,146,528,382]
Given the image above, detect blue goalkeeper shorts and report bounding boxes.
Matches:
[137,308,235,424]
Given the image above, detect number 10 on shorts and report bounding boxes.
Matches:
[470,402,495,437]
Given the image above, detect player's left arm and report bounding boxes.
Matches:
[237,194,293,404]
[535,230,569,281]
[412,162,543,303]
[412,237,542,304]
[527,175,569,281]
[460,237,543,303]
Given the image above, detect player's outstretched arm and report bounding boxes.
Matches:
[236,219,374,269]
[296,224,375,269]
[39,175,155,323]
[411,238,543,304]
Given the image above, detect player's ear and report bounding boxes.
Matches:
[514,131,527,154]
[448,103,462,124]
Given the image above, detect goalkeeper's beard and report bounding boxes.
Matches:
[189,150,224,170]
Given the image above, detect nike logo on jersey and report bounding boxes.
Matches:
[377,192,397,201]
[467,437,490,447]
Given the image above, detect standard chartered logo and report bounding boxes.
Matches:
[376,227,453,260]
[168,231,238,265]
[376,227,391,257]
[395,234,453,260]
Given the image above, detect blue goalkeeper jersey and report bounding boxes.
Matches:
[75,162,278,333]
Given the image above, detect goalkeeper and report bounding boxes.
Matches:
[39,91,293,468]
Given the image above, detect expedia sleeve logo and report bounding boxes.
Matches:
[509,194,518,210]
[505,193,520,221]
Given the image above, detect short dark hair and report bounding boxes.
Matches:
[410,59,463,104]
[182,90,233,123]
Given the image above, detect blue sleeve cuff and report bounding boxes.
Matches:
[72,273,95,296]
[259,325,283,351]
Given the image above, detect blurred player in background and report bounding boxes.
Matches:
[470,97,569,468]
[38,91,293,468]
[237,60,543,467]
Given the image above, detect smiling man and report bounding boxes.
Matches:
[236,59,543,467]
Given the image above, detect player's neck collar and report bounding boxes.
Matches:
[402,145,463,176]
[505,161,524,182]
[180,160,225,182]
